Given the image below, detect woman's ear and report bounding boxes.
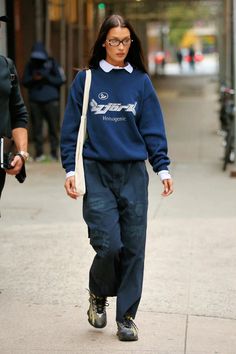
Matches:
[102,42,106,47]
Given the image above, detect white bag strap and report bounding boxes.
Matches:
[82,69,92,118]
[74,69,91,195]
[80,69,91,144]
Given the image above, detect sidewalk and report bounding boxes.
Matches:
[1,74,236,354]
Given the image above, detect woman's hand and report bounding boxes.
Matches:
[161,178,173,197]
[64,176,79,199]
[5,155,24,175]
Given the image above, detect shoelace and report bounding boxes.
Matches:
[123,316,138,331]
[92,296,109,314]
[87,289,109,314]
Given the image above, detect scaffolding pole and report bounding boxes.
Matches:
[45,0,51,53]
[78,0,84,68]
[35,0,43,42]
[232,0,236,175]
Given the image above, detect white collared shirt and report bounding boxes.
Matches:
[99,59,133,73]
[66,60,171,182]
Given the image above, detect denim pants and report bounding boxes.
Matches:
[83,159,149,322]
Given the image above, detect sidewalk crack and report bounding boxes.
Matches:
[184,314,189,354]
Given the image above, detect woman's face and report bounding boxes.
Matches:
[103,26,131,66]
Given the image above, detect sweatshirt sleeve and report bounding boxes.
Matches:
[138,74,170,173]
[9,61,28,130]
[60,71,85,173]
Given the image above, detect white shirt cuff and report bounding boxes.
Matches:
[66,171,75,179]
[66,170,171,181]
[158,170,172,181]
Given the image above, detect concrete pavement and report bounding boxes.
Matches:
[1,74,236,354]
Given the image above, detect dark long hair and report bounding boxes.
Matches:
[88,14,147,73]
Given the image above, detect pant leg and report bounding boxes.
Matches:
[83,159,122,297]
[30,102,44,157]
[116,161,149,322]
[0,169,6,217]
[0,169,6,199]
[43,101,59,158]
[83,159,149,318]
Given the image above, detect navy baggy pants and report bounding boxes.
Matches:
[83,159,148,322]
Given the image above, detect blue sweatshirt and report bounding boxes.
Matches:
[60,65,170,174]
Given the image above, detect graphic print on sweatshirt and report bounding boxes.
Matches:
[90,91,137,123]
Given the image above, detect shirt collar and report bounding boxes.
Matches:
[99,59,133,73]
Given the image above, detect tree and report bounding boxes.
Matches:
[165,3,216,47]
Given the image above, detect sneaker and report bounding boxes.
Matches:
[49,154,58,162]
[117,315,138,341]
[87,292,108,329]
[35,154,46,162]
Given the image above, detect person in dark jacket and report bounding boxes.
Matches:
[0,16,28,204]
[22,42,65,161]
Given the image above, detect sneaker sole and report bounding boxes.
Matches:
[117,332,138,341]
[87,310,107,329]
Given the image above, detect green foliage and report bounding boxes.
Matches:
[165,3,213,46]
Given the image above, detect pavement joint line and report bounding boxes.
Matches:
[184,314,189,354]
[0,351,169,354]
[138,310,236,322]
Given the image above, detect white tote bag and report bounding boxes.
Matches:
[75,69,92,196]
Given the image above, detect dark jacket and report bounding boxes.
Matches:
[22,42,65,103]
[0,55,28,138]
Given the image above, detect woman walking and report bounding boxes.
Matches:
[60,14,173,341]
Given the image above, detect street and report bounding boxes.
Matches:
[1,74,236,354]
[149,54,218,76]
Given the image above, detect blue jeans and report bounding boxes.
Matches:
[83,159,149,322]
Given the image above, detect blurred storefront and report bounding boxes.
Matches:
[0,0,232,112]
[3,0,236,168]
[2,0,222,79]
[0,0,7,54]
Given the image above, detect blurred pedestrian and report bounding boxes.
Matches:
[0,15,28,206]
[154,51,165,75]
[60,14,173,341]
[176,48,183,71]
[22,42,65,161]
[188,45,195,71]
